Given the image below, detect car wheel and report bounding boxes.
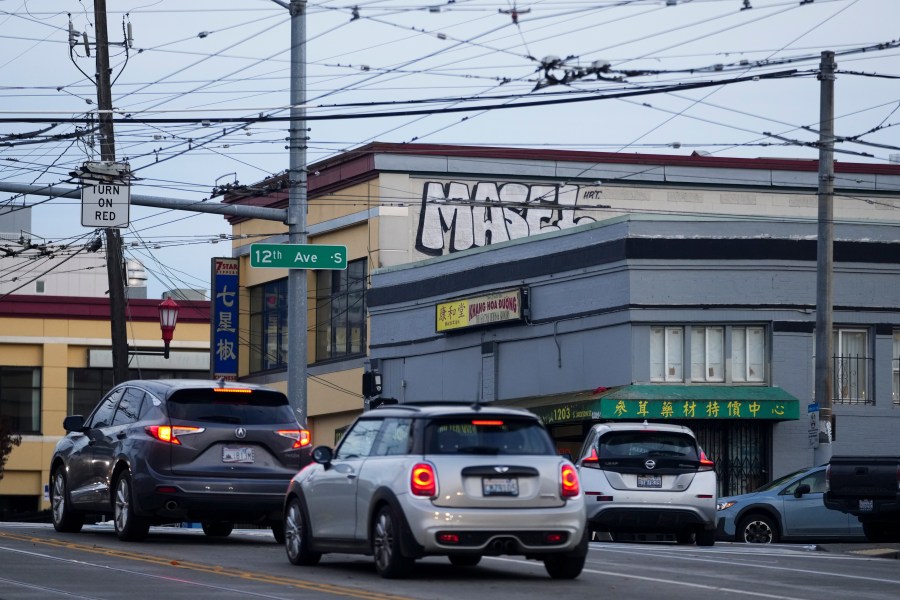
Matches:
[675,530,694,545]
[271,519,286,545]
[448,554,481,567]
[737,514,777,544]
[372,505,414,579]
[50,469,84,533]
[862,521,893,543]
[695,529,716,547]
[543,529,588,579]
[201,521,234,537]
[284,497,321,566]
[113,471,150,542]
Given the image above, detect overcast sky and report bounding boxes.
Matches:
[1,0,898,298]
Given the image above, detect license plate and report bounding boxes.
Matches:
[483,477,518,497]
[858,499,874,512]
[223,447,254,463]
[637,474,662,488]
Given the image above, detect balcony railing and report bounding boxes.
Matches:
[832,354,873,405]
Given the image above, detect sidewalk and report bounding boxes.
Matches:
[817,542,900,559]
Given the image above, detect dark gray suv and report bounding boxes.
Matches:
[49,379,310,542]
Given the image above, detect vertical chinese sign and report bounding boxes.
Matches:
[211,257,239,380]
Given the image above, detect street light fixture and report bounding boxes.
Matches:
[158,297,179,359]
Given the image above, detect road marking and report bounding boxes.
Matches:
[0,531,412,600]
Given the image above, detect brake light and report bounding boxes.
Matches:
[471,420,503,426]
[561,463,580,498]
[411,462,437,497]
[581,447,600,469]
[277,429,311,449]
[212,388,253,393]
[145,425,204,445]
[699,449,715,472]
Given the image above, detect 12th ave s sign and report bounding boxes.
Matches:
[249,243,347,270]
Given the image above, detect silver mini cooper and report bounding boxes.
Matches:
[282,402,588,579]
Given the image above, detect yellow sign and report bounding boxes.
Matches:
[436,288,524,332]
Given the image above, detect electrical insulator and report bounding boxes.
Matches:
[82,31,90,57]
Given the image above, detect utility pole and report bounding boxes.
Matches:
[275,0,310,426]
[93,0,130,385]
[813,50,836,465]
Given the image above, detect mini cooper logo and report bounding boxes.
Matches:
[644,459,657,470]
[235,427,247,439]
[494,466,510,473]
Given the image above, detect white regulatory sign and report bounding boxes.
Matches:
[81,180,130,228]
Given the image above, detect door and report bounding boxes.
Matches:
[305,418,382,540]
[780,469,850,537]
[67,388,123,508]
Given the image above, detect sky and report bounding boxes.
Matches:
[1,0,898,299]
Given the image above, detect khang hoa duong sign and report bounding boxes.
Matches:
[436,288,526,333]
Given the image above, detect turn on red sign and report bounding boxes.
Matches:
[81,180,130,228]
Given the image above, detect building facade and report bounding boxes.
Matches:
[223,143,900,476]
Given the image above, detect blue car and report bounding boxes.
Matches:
[716,466,865,543]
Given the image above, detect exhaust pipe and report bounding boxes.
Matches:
[164,500,179,511]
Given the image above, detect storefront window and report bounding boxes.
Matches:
[315,259,366,362]
[0,367,41,434]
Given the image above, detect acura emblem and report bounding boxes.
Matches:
[235,427,247,439]
[494,466,509,473]
[644,459,656,470]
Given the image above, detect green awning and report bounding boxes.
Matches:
[502,385,800,426]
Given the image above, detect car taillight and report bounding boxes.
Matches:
[411,462,437,497]
[699,449,715,472]
[145,425,204,445]
[581,447,600,468]
[561,463,580,498]
[277,429,311,449]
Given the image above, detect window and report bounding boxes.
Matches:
[833,328,869,404]
[652,325,767,384]
[371,418,413,456]
[87,388,122,429]
[732,326,765,382]
[112,388,145,427]
[691,327,724,382]
[249,278,288,372]
[651,327,683,382]
[335,418,382,460]
[316,258,367,362]
[0,367,41,434]
[893,332,900,405]
[35,280,45,293]
[67,367,208,417]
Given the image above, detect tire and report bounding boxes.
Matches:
[862,521,893,543]
[695,529,716,547]
[284,497,321,566]
[448,554,481,567]
[372,505,414,579]
[271,519,286,545]
[50,469,84,534]
[675,530,695,545]
[113,471,150,542]
[543,529,588,580]
[737,514,777,544]
[201,521,234,537]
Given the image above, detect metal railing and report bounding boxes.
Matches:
[832,354,873,405]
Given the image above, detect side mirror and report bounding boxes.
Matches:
[62,415,85,432]
[311,445,334,466]
[794,483,811,498]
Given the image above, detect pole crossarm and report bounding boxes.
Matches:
[0,182,288,223]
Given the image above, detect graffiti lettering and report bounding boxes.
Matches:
[415,181,598,256]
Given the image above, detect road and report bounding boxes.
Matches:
[0,522,898,600]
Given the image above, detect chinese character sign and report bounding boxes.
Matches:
[599,398,798,420]
[211,257,239,380]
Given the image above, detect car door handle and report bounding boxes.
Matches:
[346,474,357,480]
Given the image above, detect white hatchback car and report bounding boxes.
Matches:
[575,421,718,546]
[282,402,588,579]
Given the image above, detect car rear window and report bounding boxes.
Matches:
[166,388,296,425]
[598,431,700,460]
[426,417,556,456]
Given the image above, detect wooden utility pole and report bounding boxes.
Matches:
[93,0,129,385]
[813,50,836,465]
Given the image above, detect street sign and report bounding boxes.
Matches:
[250,243,347,270]
[807,402,820,449]
[81,179,130,228]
